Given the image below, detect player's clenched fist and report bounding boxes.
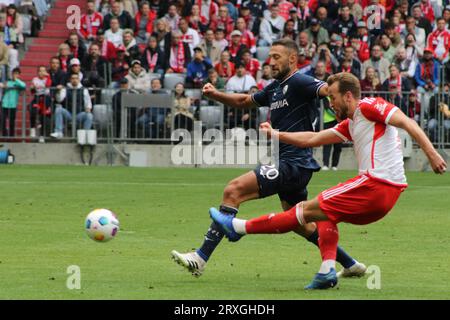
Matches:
[260,122,276,139]
[202,83,216,98]
[429,152,447,174]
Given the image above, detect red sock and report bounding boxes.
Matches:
[317,221,339,261]
[245,206,300,234]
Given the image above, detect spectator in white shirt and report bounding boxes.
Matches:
[105,17,124,47]
[259,3,285,46]
[179,18,200,56]
[50,73,93,139]
[225,63,256,92]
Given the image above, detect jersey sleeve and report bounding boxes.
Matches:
[294,74,327,100]
[251,87,269,107]
[331,119,352,142]
[359,97,399,124]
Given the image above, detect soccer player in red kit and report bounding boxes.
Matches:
[210,72,447,289]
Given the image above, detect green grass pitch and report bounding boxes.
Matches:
[0,165,449,299]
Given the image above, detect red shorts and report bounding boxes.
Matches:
[318,174,406,225]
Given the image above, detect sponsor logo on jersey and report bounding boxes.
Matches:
[270,99,289,110]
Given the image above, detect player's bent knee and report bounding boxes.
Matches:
[223,179,245,204]
[302,199,328,223]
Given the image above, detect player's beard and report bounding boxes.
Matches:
[272,64,291,81]
[336,103,349,121]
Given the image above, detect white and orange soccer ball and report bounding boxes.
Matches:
[85,209,120,242]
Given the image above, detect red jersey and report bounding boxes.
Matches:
[209,16,234,36]
[427,29,450,60]
[215,61,235,79]
[278,0,294,21]
[244,58,260,79]
[79,13,103,39]
[333,97,406,186]
[135,11,157,36]
[240,30,257,54]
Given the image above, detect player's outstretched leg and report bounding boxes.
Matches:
[171,205,238,277]
[304,221,339,289]
[171,172,259,277]
[209,208,243,242]
[171,250,206,277]
[208,201,355,289]
[303,226,366,278]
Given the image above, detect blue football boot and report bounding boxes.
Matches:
[304,268,338,290]
[209,207,243,242]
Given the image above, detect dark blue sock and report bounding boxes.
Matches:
[306,229,355,269]
[197,205,238,262]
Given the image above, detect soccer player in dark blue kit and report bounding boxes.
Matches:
[171,39,366,279]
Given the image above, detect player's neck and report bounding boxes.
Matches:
[280,69,297,83]
[348,100,358,120]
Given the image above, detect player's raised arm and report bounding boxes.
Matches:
[317,83,329,98]
[388,109,447,174]
[260,122,342,148]
[202,83,256,109]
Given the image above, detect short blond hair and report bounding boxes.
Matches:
[327,72,361,100]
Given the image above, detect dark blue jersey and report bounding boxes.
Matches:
[252,71,324,170]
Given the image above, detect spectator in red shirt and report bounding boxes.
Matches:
[350,34,370,63]
[111,45,130,85]
[241,49,260,79]
[256,62,273,90]
[297,48,312,74]
[356,20,370,45]
[426,18,450,63]
[135,1,157,44]
[188,4,208,34]
[209,5,234,37]
[79,0,103,42]
[235,17,256,55]
[419,0,435,25]
[226,30,248,64]
[277,0,294,21]
[239,6,256,35]
[214,50,235,80]
[66,32,87,63]
[96,29,117,61]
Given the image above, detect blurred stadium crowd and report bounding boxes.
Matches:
[0,0,449,145]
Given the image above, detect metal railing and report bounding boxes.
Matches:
[1,87,449,148]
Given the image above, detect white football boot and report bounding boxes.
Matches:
[337,261,367,278]
[171,250,206,277]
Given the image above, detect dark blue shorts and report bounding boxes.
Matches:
[253,162,313,206]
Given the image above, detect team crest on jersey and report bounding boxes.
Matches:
[283,85,288,95]
[374,102,387,115]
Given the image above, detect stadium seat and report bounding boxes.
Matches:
[199,106,222,130]
[256,46,270,62]
[164,73,186,90]
[257,107,270,124]
[185,88,202,100]
[101,88,117,105]
[185,88,202,105]
[148,72,161,83]
[93,104,112,129]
